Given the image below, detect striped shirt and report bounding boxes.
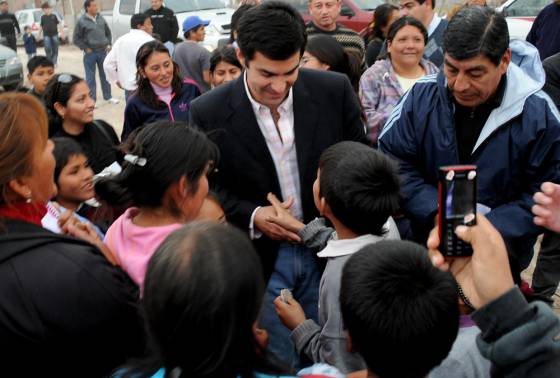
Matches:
[306,22,365,60]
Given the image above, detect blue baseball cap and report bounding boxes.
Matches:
[182,16,210,32]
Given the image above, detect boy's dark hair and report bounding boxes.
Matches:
[236,1,307,62]
[318,141,400,236]
[210,46,242,73]
[340,240,459,378]
[27,55,54,75]
[84,0,95,12]
[51,137,86,183]
[40,2,50,9]
[130,13,149,29]
[95,121,218,210]
[387,16,428,46]
[24,25,30,31]
[183,24,204,40]
[122,223,287,377]
[444,6,509,66]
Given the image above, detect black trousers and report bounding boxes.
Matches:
[1,34,17,51]
[532,231,560,299]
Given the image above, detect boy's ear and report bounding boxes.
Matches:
[345,331,359,353]
[318,197,328,216]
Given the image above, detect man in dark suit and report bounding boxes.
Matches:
[190,1,366,367]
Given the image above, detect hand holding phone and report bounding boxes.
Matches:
[438,165,477,257]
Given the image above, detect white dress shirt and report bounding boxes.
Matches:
[103,29,154,91]
[427,14,442,37]
[244,73,303,237]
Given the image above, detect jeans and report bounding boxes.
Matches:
[43,35,59,65]
[532,231,560,300]
[83,50,112,102]
[259,243,321,370]
[27,53,36,60]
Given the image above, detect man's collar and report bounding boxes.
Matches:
[426,13,441,37]
[243,71,293,114]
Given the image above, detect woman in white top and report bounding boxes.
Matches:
[359,16,439,145]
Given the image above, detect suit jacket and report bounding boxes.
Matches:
[189,69,367,277]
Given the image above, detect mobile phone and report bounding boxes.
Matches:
[438,165,477,257]
[280,289,293,303]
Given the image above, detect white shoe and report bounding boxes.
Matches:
[107,98,120,104]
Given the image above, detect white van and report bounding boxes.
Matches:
[496,0,549,40]
[111,0,233,50]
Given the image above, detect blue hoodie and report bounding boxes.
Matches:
[379,41,560,267]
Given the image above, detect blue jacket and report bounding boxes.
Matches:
[526,2,560,60]
[122,81,200,140]
[22,33,36,54]
[379,41,560,266]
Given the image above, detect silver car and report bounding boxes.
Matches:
[0,44,24,91]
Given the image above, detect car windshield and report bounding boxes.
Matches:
[165,0,226,13]
[33,10,42,22]
[352,0,383,11]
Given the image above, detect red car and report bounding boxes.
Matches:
[272,0,382,35]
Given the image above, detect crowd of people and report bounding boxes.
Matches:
[0,0,560,377]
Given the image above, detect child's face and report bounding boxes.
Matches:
[196,197,226,224]
[28,65,55,95]
[56,154,95,205]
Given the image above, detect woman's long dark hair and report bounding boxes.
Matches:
[95,121,218,212]
[366,3,399,43]
[135,40,183,109]
[120,223,282,378]
[306,35,363,92]
[43,73,84,137]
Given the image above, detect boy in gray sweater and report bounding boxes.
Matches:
[272,142,401,373]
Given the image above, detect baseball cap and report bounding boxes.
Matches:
[182,16,210,32]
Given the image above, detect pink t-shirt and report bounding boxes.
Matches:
[104,207,182,292]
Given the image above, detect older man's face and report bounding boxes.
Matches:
[309,0,341,31]
[444,50,510,107]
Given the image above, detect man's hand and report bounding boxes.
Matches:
[427,213,514,309]
[533,182,560,233]
[265,192,305,234]
[274,296,306,331]
[254,198,301,242]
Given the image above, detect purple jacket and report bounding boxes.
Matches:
[359,58,438,145]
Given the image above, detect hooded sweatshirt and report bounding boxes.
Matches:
[379,40,560,268]
[104,207,182,292]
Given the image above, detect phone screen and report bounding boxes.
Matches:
[445,179,475,219]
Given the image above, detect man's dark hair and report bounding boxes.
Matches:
[183,24,204,40]
[236,1,307,61]
[84,0,95,12]
[130,13,150,29]
[27,55,54,75]
[0,1,8,5]
[444,6,509,66]
[416,0,435,9]
[341,240,460,378]
[318,141,400,236]
[41,2,50,9]
[52,137,86,184]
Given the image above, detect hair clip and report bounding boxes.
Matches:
[124,154,147,167]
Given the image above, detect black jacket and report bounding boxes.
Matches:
[543,52,560,109]
[189,69,367,277]
[0,219,144,376]
[145,6,179,44]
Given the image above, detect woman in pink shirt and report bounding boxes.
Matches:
[96,121,217,291]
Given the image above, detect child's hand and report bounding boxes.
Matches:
[266,193,306,234]
[274,295,306,331]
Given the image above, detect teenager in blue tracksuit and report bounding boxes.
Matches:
[379,7,560,268]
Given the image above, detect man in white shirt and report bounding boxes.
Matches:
[103,13,154,100]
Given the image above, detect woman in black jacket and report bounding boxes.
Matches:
[0,92,144,376]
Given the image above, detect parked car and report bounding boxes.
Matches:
[270,0,381,36]
[111,0,234,51]
[15,8,69,46]
[496,0,549,40]
[0,44,23,91]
